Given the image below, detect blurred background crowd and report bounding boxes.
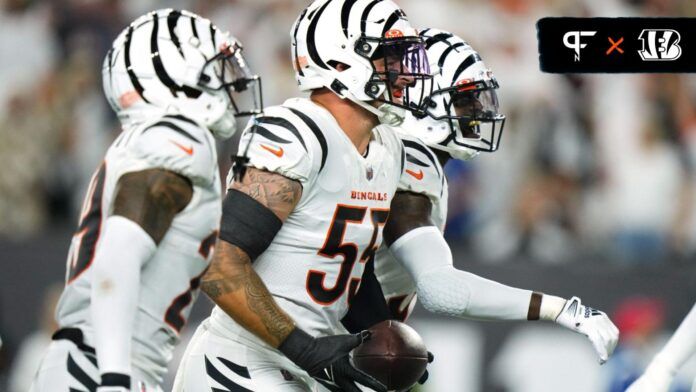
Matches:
[1,0,696,391]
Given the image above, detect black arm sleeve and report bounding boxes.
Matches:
[219,189,282,261]
[340,257,391,333]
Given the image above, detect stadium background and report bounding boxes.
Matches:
[1,0,696,391]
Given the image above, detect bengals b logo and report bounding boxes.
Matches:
[638,29,682,61]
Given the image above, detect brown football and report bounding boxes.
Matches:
[352,320,429,391]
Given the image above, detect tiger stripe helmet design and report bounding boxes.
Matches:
[290,0,432,124]
[103,9,262,138]
[402,29,506,160]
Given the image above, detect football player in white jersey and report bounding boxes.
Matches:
[173,1,434,391]
[30,9,262,392]
[627,302,696,392]
[343,29,620,383]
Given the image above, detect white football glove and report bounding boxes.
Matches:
[554,296,619,364]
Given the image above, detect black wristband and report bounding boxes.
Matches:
[219,189,282,261]
[100,372,131,388]
[277,327,314,364]
[527,292,543,321]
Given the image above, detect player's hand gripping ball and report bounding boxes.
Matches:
[352,320,429,391]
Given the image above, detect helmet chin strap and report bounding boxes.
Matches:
[376,102,406,127]
[430,142,479,161]
[209,111,237,138]
[342,89,406,127]
[118,106,166,130]
[158,101,237,139]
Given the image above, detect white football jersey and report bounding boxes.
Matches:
[55,114,221,383]
[211,97,411,340]
[374,133,448,321]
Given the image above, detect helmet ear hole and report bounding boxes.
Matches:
[327,60,351,71]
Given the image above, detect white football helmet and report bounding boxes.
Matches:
[401,29,506,160]
[290,0,432,125]
[102,9,262,138]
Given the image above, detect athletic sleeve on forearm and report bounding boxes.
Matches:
[651,303,696,373]
[91,216,156,376]
[389,226,533,320]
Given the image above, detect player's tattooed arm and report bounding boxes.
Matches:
[112,169,193,243]
[231,167,301,220]
[203,242,297,345]
[383,191,434,246]
[201,167,302,347]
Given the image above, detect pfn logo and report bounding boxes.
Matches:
[638,29,682,61]
[563,31,597,61]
